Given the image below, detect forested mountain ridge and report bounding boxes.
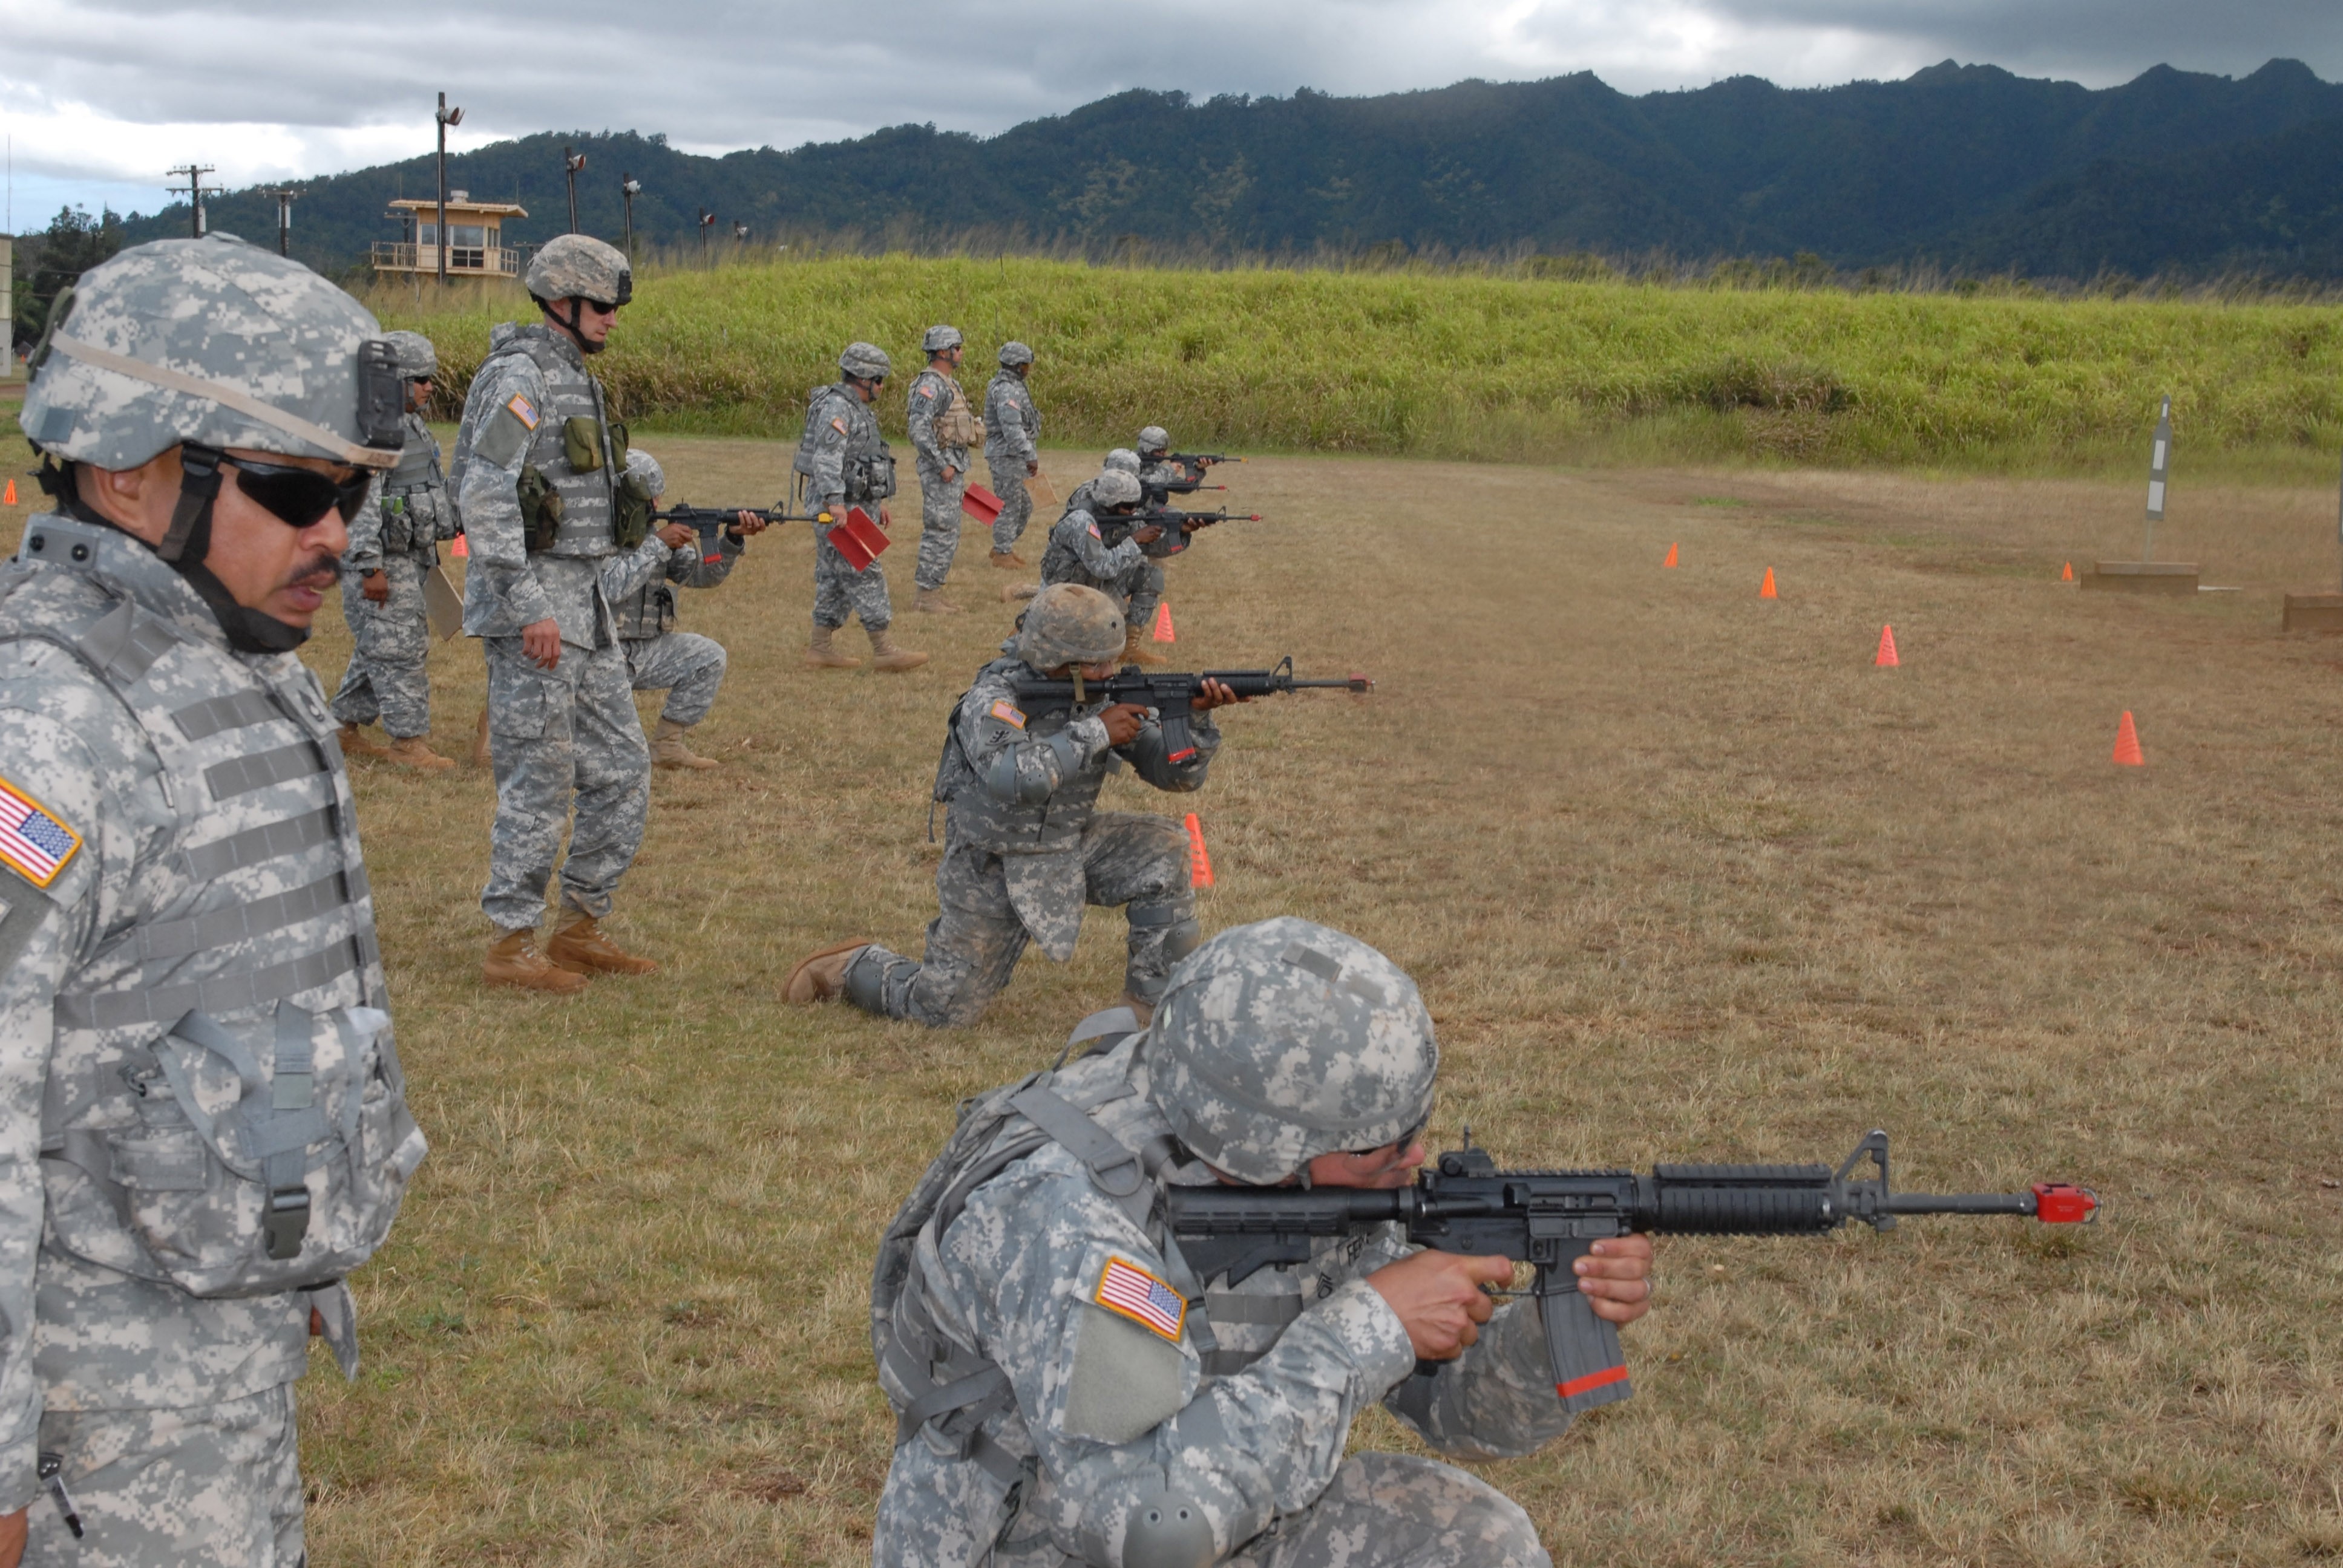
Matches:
[98,58,2343,280]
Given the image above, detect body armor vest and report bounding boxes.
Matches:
[939,658,1117,855]
[914,368,980,452]
[4,519,425,1299]
[793,384,897,505]
[377,411,449,557]
[487,327,620,558]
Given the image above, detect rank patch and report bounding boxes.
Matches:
[1094,1256,1185,1342]
[505,393,539,430]
[0,777,81,888]
[988,700,1026,729]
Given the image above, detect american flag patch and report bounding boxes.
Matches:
[0,776,81,888]
[831,417,849,435]
[1086,521,1101,539]
[919,385,935,399]
[505,393,539,430]
[1095,1256,1185,1342]
[988,700,1026,728]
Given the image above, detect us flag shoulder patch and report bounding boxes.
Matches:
[0,776,82,888]
[988,700,1026,728]
[1086,521,1101,539]
[505,393,539,430]
[831,417,849,435]
[1094,1256,1185,1342]
[919,385,936,399]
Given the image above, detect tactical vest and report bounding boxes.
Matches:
[486,327,621,558]
[792,384,897,505]
[936,657,1118,854]
[376,412,448,557]
[916,369,981,451]
[3,519,425,1301]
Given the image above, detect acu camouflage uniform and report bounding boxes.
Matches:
[871,924,1566,1567]
[331,406,453,739]
[909,362,978,592]
[1,235,427,1565]
[795,380,898,631]
[453,321,650,932]
[600,521,738,729]
[844,650,1213,1028]
[984,364,1043,554]
[1041,503,1151,614]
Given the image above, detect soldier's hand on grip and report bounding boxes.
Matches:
[1367,1250,1513,1361]
[1099,702,1148,746]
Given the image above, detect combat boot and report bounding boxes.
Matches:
[470,708,492,768]
[867,626,929,673]
[989,549,1026,569]
[1121,626,1170,667]
[786,939,876,1003]
[913,587,963,615]
[805,624,862,670]
[652,717,722,770]
[383,736,456,772]
[1000,580,1040,603]
[335,723,390,759]
[545,906,660,976]
[484,928,590,995]
[1121,991,1157,1027]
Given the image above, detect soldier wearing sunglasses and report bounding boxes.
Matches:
[1,236,427,1566]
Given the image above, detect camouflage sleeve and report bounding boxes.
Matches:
[1120,705,1219,792]
[989,383,1038,463]
[342,474,386,572]
[808,398,851,506]
[454,356,557,630]
[957,670,1110,799]
[671,532,739,589]
[946,1157,1417,1566]
[906,376,946,469]
[598,535,673,604]
[0,694,129,1515]
[1057,513,1142,580]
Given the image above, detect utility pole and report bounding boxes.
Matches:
[620,175,641,257]
[166,164,218,238]
[564,147,587,234]
[264,188,299,257]
[435,93,464,286]
[698,208,715,265]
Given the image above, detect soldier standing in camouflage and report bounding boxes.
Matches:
[1,235,428,1566]
[867,916,1653,1568]
[983,341,1041,568]
[785,584,1233,1028]
[331,329,456,771]
[907,325,977,615]
[451,234,662,994]
[795,342,926,672]
[601,448,764,770]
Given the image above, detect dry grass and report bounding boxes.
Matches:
[4,442,2340,1566]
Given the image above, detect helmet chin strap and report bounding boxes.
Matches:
[537,296,606,354]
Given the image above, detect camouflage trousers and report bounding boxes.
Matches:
[330,557,433,738]
[811,521,893,631]
[1235,1454,1550,1568]
[1126,558,1167,630]
[623,630,727,727]
[914,457,966,591]
[987,463,1033,552]
[480,635,650,932]
[854,814,1193,1028]
[28,1383,304,1567]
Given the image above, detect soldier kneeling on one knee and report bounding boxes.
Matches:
[867,916,1654,1567]
[785,583,1239,1028]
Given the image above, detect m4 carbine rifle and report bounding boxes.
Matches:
[651,505,824,549]
[1168,451,1242,468]
[1012,656,1371,764]
[1165,1129,2096,1416]
[1129,505,1262,557]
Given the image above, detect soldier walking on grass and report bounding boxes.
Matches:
[983,341,1042,568]
[795,342,927,672]
[331,328,457,771]
[2,235,427,1564]
[907,324,978,615]
[451,234,663,994]
[785,584,1230,1027]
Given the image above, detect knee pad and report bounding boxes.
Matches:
[842,945,890,1013]
[1126,899,1202,968]
[1121,1489,1213,1568]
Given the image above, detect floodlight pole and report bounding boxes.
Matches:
[436,93,464,286]
[698,208,715,265]
[565,147,586,234]
[621,174,641,256]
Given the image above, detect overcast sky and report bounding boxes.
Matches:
[4,0,2336,231]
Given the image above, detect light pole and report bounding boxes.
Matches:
[265,188,299,257]
[620,174,641,256]
[564,147,587,234]
[698,208,715,265]
[732,220,749,248]
[436,93,464,286]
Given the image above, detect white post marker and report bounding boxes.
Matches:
[2144,394,2172,560]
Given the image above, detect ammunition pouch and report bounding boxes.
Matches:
[562,416,604,473]
[379,495,413,555]
[614,469,657,550]
[847,449,898,504]
[517,465,565,554]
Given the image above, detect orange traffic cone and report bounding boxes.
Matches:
[1184,813,1214,889]
[451,534,468,558]
[1874,624,1899,667]
[2112,711,2144,766]
[1152,602,1175,643]
[1759,567,1778,599]
[2061,561,2074,581]
[1663,542,1679,568]
[2,480,15,506]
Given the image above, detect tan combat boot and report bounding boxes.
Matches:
[335,723,390,759]
[383,736,456,772]
[785,939,875,1002]
[989,549,1026,569]
[805,624,862,670]
[1121,626,1170,667]
[651,717,722,771]
[913,587,963,615]
[484,928,591,995]
[1121,991,1157,1027]
[1000,580,1040,603]
[471,708,492,768]
[867,626,929,673]
[545,906,660,976]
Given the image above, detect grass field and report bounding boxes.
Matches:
[365,256,2343,477]
[3,440,2341,1566]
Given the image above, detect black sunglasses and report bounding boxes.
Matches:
[1349,1120,1429,1158]
[223,455,372,527]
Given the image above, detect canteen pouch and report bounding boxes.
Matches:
[614,468,657,550]
[608,417,629,467]
[378,495,413,555]
[517,465,565,552]
[44,1005,427,1299]
[562,416,604,474]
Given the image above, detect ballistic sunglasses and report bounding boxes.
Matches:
[221,454,373,527]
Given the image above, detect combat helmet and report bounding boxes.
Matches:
[526,234,632,308]
[998,341,1035,368]
[1088,469,1142,509]
[840,341,892,381]
[922,324,964,354]
[622,447,666,498]
[1136,425,1170,456]
[1015,583,1126,670]
[1104,448,1141,474]
[1147,916,1438,1183]
[383,330,439,381]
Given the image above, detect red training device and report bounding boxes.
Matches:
[2031,1183,2098,1224]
